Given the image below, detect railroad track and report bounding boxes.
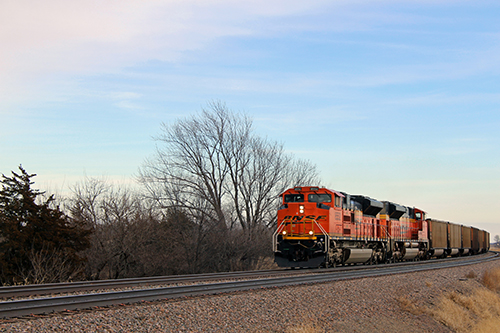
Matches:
[0,269,294,299]
[1,252,497,319]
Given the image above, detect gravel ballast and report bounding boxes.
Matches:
[1,259,499,333]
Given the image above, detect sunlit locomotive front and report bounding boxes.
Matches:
[273,186,489,268]
[273,186,339,268]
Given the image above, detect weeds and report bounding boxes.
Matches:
[285,312,323,333]
[286,322,323,333]
[482,267,500,292]
[400,267,500,333]
[433,287,500,333]
[397,295,423,316]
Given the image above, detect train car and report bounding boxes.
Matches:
[479,230,490,253]
[471,227,480,254]
[486,231,491,251]
[274,186,490,268]
[427,219,448,258]
[461,225,472,255]
[448,222,462,257]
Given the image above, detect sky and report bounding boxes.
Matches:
[1,1,499,237]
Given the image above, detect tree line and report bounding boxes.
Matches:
[0,102,319,285]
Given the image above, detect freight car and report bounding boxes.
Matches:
[273,186,490,267]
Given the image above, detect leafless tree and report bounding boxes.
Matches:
[68,178,180,279]
[69,176,111,227]
[23,244,83,284]
[139,101,320,232]
[66,102,320,278]
[137,101,320,273]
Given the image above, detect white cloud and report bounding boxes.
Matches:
[0,1,463,75]
[0,0,337,105]
[0,1,331,76]
[1,0,497,107]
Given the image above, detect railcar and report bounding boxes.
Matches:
[471,227,479,254]
[273,186,489,268]
[462,225,472,255]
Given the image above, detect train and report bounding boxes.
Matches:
[273,186,490,268]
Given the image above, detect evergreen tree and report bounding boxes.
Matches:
[0,166,91,284]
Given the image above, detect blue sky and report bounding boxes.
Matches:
[1,1,499,236]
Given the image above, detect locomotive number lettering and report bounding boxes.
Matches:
[282,215,326,222]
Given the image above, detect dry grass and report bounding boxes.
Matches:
[397,295,424,316]
[482,267,500,292]
[432,288,500,333]
[402,267,500,333]
[293,267,500,333]
[285,313,323,333]
[286,322,323,333]
[251,256,279,270]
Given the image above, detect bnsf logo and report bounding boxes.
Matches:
[282,215,327,222]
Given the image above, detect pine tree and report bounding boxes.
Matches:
[0,166,91,284]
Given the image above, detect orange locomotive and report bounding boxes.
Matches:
[273,186,489,268]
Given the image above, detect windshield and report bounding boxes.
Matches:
[284,194,304,203]
[308,193,332,203]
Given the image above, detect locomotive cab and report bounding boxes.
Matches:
[274,187,340,267]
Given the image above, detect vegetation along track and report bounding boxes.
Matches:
[0,252,497,319]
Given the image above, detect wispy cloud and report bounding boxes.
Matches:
[0,1,329,77]
[0,1,334,105]
[1,0,499,122]
[3,1,492,95]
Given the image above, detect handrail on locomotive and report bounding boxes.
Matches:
[273,220,330,254]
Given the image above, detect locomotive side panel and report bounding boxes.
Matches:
[413,208,426,240]
[403,208,413,240]
[400,216,411,240]
[330,207,342,236]
[418,220,428,241]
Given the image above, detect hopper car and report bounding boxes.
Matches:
[273,186,489,268]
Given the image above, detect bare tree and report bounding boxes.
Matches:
[69,176,110,227]
[69,178,177,279]
[24,244,83,284]
[139,101,320,233]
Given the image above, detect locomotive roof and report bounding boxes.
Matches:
[281,186,345,197]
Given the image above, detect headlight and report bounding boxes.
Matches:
[299,205,304,213]
[282,230,287,235]
[309,230,314,235]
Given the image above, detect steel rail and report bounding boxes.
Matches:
[0,269,291,298]
[2,252,495,299]
[0,252,497,319]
